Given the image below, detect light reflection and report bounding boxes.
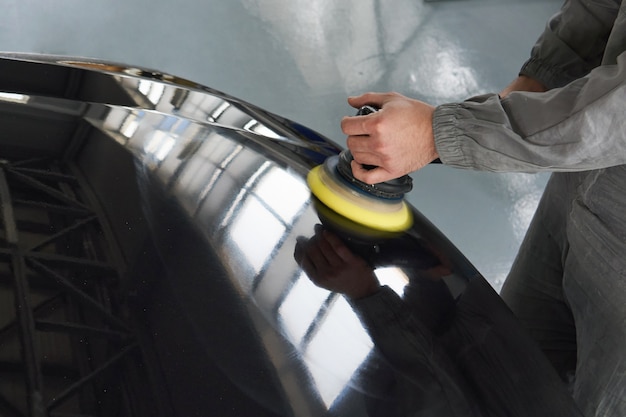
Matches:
[512,190,542,240]
[243,119,283,139]
[432,49,479,99]
[191,143,244,215]
[375,266,409,295]
[279,273,331,346]
[220,160,270,228]
[138,79,166,105]
[407,31,480,102]
[229,194,286,276]
[91,75,371,409]
[253,167,309,223]
[209,101,231,122]
[305,297,372,408]
[96,108,146,146]
[115,73,288,145]
[0,92,29,104]
[144,130,176,162]
[120,113,140,138]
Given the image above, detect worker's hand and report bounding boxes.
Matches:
[499,75,547,98]
[294,225,380,300]
[341,92,438,184]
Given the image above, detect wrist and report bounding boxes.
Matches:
[499,75,547,98]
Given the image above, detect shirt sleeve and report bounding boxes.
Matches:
[432,0,624,173]
[433,52,626,172]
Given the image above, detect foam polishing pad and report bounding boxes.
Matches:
[307,160,413,232]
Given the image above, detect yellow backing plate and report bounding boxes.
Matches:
[307,165,412,232]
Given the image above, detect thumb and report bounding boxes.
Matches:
[351,161,395,184]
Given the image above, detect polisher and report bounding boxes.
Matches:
[307,106,414,232]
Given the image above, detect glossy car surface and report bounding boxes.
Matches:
[0,53,574,416]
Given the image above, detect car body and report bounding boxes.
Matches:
[0,53,575,416]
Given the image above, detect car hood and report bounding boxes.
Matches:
[0,53,575,417]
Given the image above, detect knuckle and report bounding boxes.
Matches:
[366,120,383,138]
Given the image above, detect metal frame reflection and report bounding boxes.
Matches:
[98,96,385,410]
[0,55,409,413]
[0,53,584,417]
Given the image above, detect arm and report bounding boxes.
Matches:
[294,228,583,416]
[435,0,623,172]
[343,0,623,178]
[294,227,485,415]
[434,52,626,172]
[433,0,624,172]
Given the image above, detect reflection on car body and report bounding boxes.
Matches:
[0,53,579,416]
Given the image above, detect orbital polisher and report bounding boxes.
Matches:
[307,106,414,232]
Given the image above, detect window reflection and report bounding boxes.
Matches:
[228,194,286,276]
[278,272,331,346]
[254,166,310,223]
[0,92,29,104]
[115,75,292,141]
[375,266,409,295]
[100,108,146,146]
[305,296,372,408]
[220,160,310,290]
[144,130,176,162]
[92,78,374,410]
[194,143,243,212]
[138,79,165,105]
[243,119,283,139]
[209,101,231,122]
[120,112,140,138]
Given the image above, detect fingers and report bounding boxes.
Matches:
[341,111,379,137]
[350,160,396,184]
[295,228,345,272]
[294,227,380,299]
[342,92,391,136]
[341,92,400,182]
[342,92,438,184]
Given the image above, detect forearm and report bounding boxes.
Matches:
[434,52,626,172]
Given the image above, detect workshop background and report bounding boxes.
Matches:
[1,0,562,291]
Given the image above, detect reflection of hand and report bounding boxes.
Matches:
[294,225,380,300]
[341,92,438,184]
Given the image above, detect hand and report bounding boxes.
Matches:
[499,75,547,98]
[341,92,438,184]
[294,226,380,300]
